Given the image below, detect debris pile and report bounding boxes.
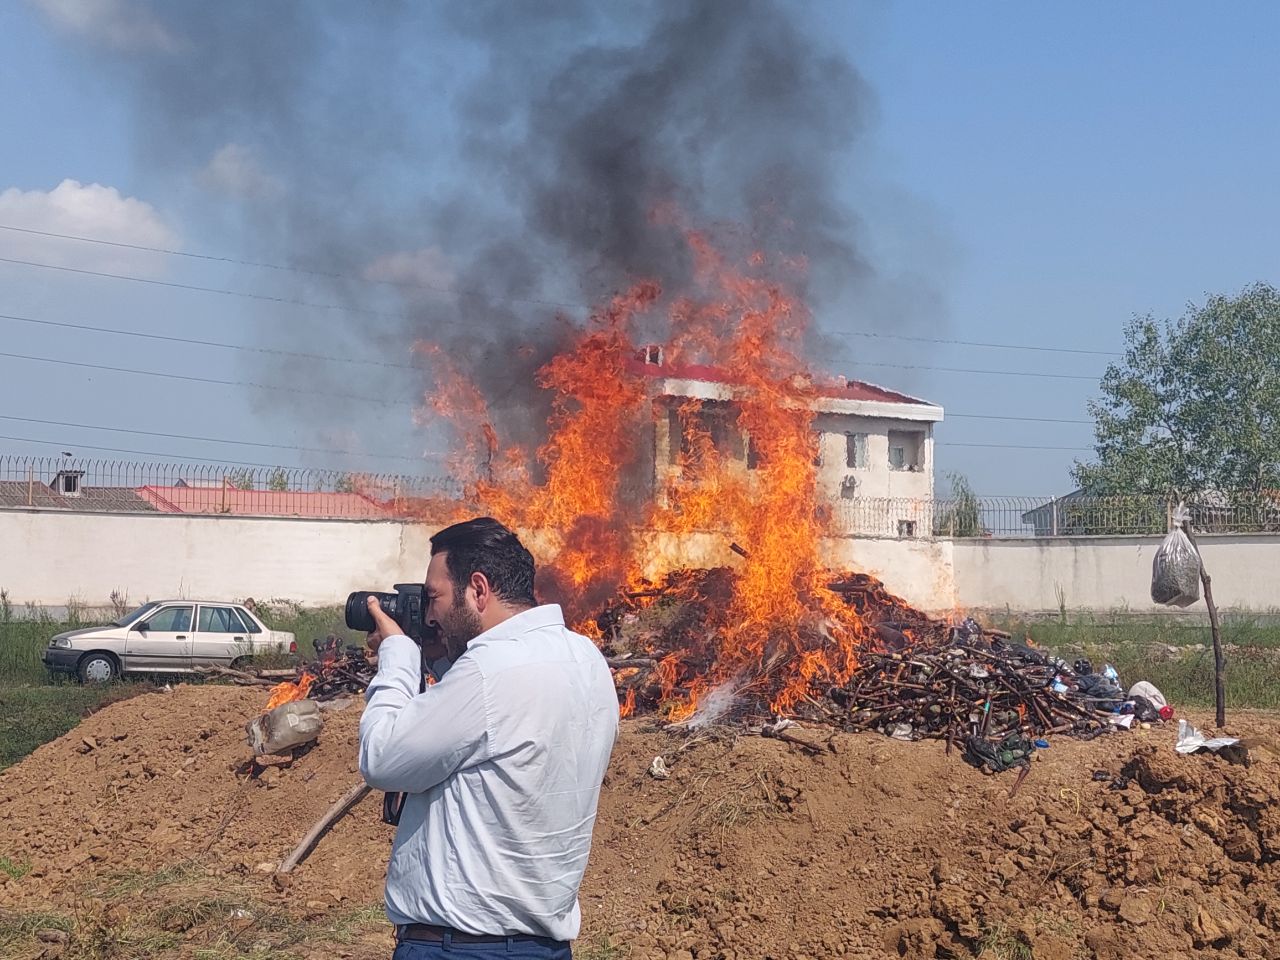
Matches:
[597,568,1176,773]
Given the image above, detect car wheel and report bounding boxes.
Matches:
[78,653,118,684]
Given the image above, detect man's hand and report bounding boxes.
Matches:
[365,596,402,653]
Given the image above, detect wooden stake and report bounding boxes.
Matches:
[1182,522,1226,728]
[276,782,372,875]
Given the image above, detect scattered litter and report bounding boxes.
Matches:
[648,756,671,779]
[1175,719,1240,755]
[1108,714,1135,729]
[888,722,914,741]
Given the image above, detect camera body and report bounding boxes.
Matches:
[345,583,436,645]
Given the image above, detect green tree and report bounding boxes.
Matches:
[228,469,255,491]
[267,468,289,492]
[1074,283,1280,497]
[933,472,986,537]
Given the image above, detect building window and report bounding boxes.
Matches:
[887,431,923,471]
[845,432,868,469]
[897,519,917,538]
[840,476,858,499]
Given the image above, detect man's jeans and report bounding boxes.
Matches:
[393,935,571,960]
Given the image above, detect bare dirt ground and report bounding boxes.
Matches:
[1,685,1278,959]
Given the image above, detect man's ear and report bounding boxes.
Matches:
[470,571,492,611]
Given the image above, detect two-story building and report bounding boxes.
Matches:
[627,347,943,536]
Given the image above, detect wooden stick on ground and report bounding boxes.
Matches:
[276,782,372,875]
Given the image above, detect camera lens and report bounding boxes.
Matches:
[344,591,399,632]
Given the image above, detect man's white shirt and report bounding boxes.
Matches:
[359,604,619,941]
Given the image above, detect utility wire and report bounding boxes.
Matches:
[0,414,442,462]
[0,348,409,407]
[0,314,1102,396]
[0,433,438,472]
[0,231,1119,356]
[0,223,583,310]
[0,311,418,371]
[3,428,1092,461]
[939,442,1092,452]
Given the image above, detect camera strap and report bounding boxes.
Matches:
[380,643,433,827]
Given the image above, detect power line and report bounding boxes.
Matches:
[0,348,410,407]
[0,222,583,311]
[0,254,434,326]
[833,329,1117,357]
[0,309,1103,395]
[947,412,1091,425]
[1,427,1091,463]
[0,337,1100,428]
[849,360,1098,382]
[0,230,1118,357]
[0,311,417,371]
[0,414,442,462]
[0,433,436,472]
[939,442,1092,452]
[0,311,1108,393]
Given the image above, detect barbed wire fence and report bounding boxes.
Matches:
[2,455,1278,534]
[0,455,461,519]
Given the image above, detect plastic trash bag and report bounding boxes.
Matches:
[246,700,323,755]
[1151,504,1201,606]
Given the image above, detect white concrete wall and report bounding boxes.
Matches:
[3,509,1277,617]
[0,509,434,608]
[0,509,958,615]
[952,534,1280,615]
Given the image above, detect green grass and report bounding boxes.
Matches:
[0,861,388,960]
[0,682,156,770]
[0,855,31,879]
[0,600,364,771]
[0,602,361,686]
[993,610,1280,710]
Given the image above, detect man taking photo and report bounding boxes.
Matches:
[359,516,619,959]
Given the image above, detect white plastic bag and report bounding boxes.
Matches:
[246,700,323,754]
[1151,504,1201,607]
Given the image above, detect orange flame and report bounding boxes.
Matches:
[619,688,636,719]
[263,672,314,712]
[415,221,887,717]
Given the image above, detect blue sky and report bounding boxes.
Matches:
[1,2,1277,495]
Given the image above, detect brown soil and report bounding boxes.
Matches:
[2,685,1278,959]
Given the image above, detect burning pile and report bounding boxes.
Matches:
[261,637,374,711]
[597,566,1110,769]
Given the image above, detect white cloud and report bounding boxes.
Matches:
[363,247,455,292]
[29,0,182,53]
[0,179,178,275]
[198,143,283,201]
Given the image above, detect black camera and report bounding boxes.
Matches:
[346,583,440,828]
[345,583,435,645]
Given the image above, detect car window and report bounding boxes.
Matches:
[113,601,159,627]
[146,606,192,632]
[198,606,243,633]
[235,607,262,634]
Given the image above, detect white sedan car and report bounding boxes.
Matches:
[43,600,297,683]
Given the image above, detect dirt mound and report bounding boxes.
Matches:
[2,686,1279,959]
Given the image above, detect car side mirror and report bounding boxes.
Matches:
[136,621,150,632]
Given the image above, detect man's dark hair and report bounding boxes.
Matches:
[430,517,537,608]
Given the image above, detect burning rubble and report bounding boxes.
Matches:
[221,231,1165,776]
